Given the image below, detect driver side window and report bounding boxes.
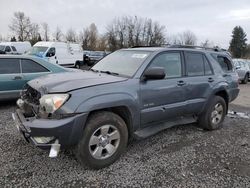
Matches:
[5,46,11,52]
[46,47,56,57]
[149,52,182,78]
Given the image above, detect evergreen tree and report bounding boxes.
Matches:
[229,26,247,58]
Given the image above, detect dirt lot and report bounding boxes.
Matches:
[0,84,249,187]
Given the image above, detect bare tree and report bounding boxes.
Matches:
[105,16,166,51]
[30,23,40,45]
[105,25,118,51]
[65,28,77,42]
[53,26,63,41]
[41,22,49,41]
[174,30,197,45]
[200,39,214,48]
[88,23,98,49]
[80,23,99,50]
[30,23,39,39]
[96,35,107,51]
[9,11,32,41]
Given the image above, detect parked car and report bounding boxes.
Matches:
[0,55,74,101]
[83,51,108,66]
[27,42,83,68]
[233,59,250,84]
[0,42,31,54]
[13,46,239,169]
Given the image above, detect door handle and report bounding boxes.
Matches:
[12,76,22,80]
[208,77,214,82]
[177,80,186,86]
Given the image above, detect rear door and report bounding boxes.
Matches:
[0,58,23,99]
[182,51,215,115]
[20,58,50,85]
[140,51,187,127]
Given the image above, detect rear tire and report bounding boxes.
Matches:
[76,111,128,169]
[198,96,226,130]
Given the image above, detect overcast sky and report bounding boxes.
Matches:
[1,0,250,48]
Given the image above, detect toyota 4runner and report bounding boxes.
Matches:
[13,46,239,169]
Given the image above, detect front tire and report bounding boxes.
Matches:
[76,111,128,169]
[198,96,226,130]
[241,74,248,84]
[75,61,81,69]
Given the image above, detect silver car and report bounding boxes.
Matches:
[233,59,250,84]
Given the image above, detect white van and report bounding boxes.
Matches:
[27,41,83,68]
[0,41,31,54]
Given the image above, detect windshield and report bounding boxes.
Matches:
[27,46,48,57]
[92,50,151,77]
[0,45,5,51]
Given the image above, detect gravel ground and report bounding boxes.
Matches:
[0,85,250,187]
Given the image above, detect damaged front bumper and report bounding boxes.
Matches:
[12,108,88,156]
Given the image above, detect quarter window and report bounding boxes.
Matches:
[211,54,233,72]
[0,59,20,74]
[11,46,17,51]
[21,59,49,73]
[149,52,182,78]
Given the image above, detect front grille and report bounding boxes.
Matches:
[21,85,41,105]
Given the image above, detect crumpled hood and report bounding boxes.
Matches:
[28,71,127,94]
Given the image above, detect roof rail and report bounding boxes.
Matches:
[131,45,162,48]
[168,44,228,52]
[130,44,230,54]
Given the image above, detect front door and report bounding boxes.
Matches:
[140,51,187,127]
[0,58,23,99]
[46,47,57,64]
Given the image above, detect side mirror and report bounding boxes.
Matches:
[143,67,165,80]
[46,52,55,57]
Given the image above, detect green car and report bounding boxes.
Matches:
[0,55,76,101]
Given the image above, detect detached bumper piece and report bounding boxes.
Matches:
[12,109,88,156]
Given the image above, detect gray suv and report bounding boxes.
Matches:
[13,46,239,169]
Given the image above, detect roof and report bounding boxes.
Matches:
[0,54,36,59]
[0,55,49,62]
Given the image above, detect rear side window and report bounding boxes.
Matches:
[211,54,233,72]
[0,59,20,74]
[21,59,49,73]
[149,52,182,78]
[204,56,213,75]
[185,52,204,76]
[185,52,212,76]
[11,46,17,51]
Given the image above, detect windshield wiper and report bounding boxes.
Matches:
[90,68,99,73]
[100,70,119,76]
